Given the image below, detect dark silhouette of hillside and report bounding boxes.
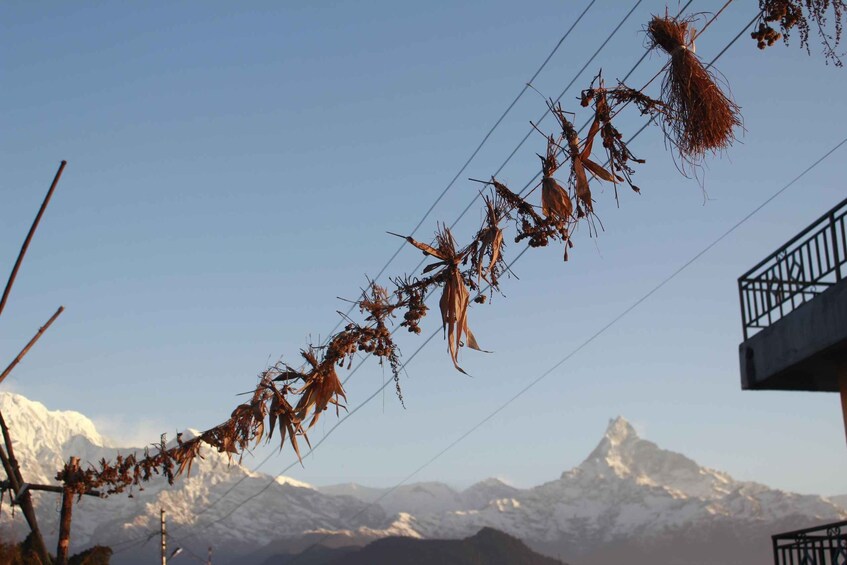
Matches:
[264,527,567,565]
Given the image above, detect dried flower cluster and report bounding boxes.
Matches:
[752,0,845,65]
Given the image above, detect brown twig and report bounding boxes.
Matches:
[0,160,67,319]
[0,306,64,386]
[0,411,52,564]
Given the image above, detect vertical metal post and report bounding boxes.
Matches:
[738,279,749,340]
[831,212,842,281]
[57,456,79,565]
[161,508,167,565]
[839,367,847,449]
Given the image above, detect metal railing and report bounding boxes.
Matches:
[773,520,847,565]
[739,197,847,340]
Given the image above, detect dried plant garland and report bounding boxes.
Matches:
[56,60,694,497]
[647,14,742,167]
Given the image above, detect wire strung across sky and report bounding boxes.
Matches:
[123,0,651,546]
[114,0,724,549]
[161,4,773,550]
[319,0,599,345]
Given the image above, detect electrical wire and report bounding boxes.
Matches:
[282,135,847,563]
[320,0,599,344]
[153,0,649,537]
[110,2,769,550]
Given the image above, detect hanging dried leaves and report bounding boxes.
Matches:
[580,73,668,199]
[392,226,484,374]
[468,191,508,292]
[752,0,845,65]
[647,14,742,168]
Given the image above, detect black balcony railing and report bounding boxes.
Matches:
[773,519,847,565]
[739,197,847,340]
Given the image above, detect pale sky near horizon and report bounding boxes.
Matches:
[2,1,846,498]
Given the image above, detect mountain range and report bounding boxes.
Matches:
[0,392,843,564]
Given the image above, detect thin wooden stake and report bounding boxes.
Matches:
[0,306,64,386]
[0,411,51,564]
[0,160,67,319]
[56,456,79,565]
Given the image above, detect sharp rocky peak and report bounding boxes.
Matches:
[570,416,736,500]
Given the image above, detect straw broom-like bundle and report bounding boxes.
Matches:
[647,14,741,165]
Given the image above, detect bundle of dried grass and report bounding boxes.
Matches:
[647,14,741,166]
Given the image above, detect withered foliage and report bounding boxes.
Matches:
[647,14,742,168]
[391,226,484,374]
[491,179,568,252]
[752,0,845,65]
[59,63,680,498]
[580,74,668,199]
[468,192,508,292]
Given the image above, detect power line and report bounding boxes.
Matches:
[113,2,762,548]
[283,135,847,563]
[320,0,599,343]
[175,5,758,542]
[156,0,648,538]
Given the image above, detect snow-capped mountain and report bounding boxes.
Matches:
[0,393,843,565]
[0,393,387,563]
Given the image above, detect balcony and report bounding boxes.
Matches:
[772,519,847,565]
[738,198,847,392]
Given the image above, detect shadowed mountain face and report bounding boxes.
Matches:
[264,528,566,565]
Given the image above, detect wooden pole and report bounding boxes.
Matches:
[161,508,167,565]
[208,546,212,565]
[0,306,64,386]
[0,411,52,564]
[0,160,67,319]
[56,457,79,565]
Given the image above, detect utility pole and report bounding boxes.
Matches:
[161,508,167,565]
[208,546,212,565]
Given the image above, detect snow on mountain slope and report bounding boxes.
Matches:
[830,494,847,510]
[315,417,845,560]
[318,482,466,516]
[0,392,386,557]
[1,393,843,564]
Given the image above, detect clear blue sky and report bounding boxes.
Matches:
[2,1,846,496]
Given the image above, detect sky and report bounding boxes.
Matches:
[2,1,846,499]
